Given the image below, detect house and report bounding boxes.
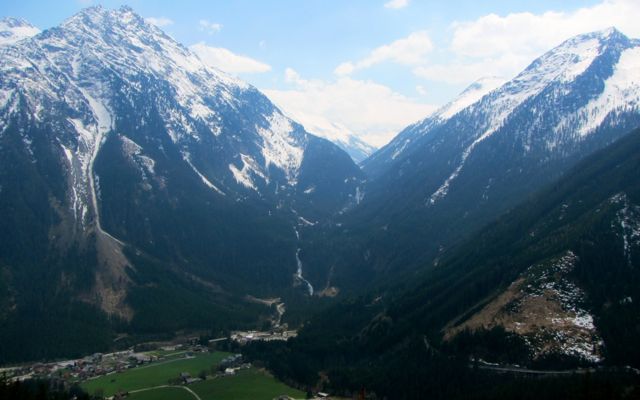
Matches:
[130,353,151,364]
[219,354,243,370]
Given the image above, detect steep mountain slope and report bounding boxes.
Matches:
[0,6,363,362]
[363,75,505,177]
[249,127,640,398]
[0,17,40,47]
[305,28,640,292]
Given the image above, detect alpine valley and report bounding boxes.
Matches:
[1,5,640,400]
[0,6,363,362]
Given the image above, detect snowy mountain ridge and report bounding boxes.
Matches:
[0,17,40,47]
[0,5,360,222]
[364,27,640,200]
[427,28,639,203]
[362,75,505,174]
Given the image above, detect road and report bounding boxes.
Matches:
[476,363,640,376]
[475,364,593,375]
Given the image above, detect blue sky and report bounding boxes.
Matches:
[3,0,638,146]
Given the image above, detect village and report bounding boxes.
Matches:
[0,330,343,400]
[0,342,218,384]
[0,307,300,385]
[0,296,345,400]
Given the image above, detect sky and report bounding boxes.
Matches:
[3,0,640,147]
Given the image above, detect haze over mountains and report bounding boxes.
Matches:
[1,6,640,398]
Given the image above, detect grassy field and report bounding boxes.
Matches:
[81,352,229,397]
[128,386,196,400]
[191,368,305,400]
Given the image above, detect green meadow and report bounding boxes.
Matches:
[81,351,304,399]
[81,352,228,397]
[191,368,305,400]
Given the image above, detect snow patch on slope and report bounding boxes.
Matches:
[59,141,80,221]
[258,112,304,185]
[558,46,640,137]
[183,152,225,195]
[121,135,156,177]
[229,154,267,191]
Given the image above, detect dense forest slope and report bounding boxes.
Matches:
[246,128,640,399]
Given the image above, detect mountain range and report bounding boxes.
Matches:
[0,9,639,394]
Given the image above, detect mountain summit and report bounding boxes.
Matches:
[0,6,362,362]
[314,27,640,290]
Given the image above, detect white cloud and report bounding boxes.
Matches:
[415,85,428,96]
[413,53,531,84]
[199,19,223,34]
[451,1,640,59]
[145,17,174,27]
[190,42,271,74]
[384,0,409,9]
[335,31,433,75]
[422,0,640,85]
[264,68,437,147]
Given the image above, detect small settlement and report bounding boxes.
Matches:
[230,328,298,344]
[1,343,209,383]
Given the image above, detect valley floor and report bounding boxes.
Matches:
[3,344,305,400]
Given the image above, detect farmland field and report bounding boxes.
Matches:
[191,368,305,400]
[128,386,196,400]
[81,352,229,397]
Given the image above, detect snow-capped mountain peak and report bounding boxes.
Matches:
[1,5,363,230]
[0,6,364,319]
[423,27,639,203]
[364,26,639,216]
[491,27,631,123]
[0,17,40,47]
[1,6,311,198]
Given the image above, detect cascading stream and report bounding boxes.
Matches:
[293,227,314,296]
